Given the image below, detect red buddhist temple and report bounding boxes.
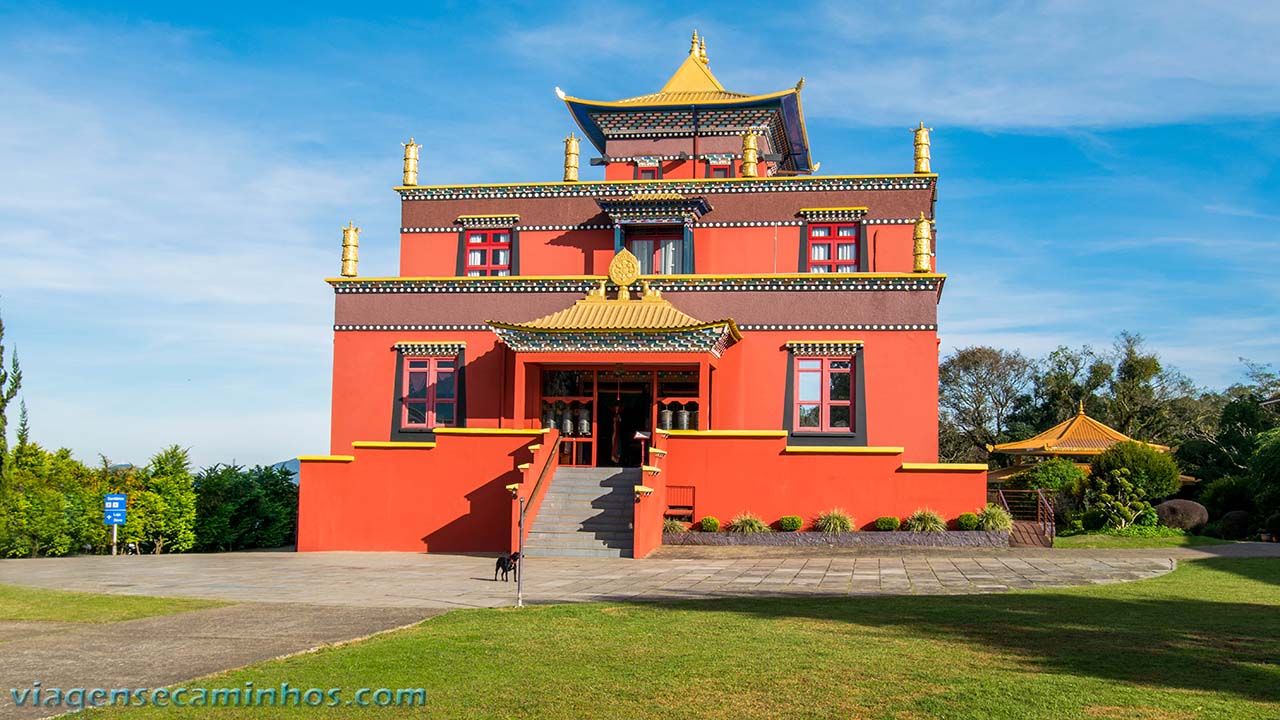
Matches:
[298,33,987,557]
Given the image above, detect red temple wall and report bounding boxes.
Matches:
[695,227,803,273]
[399,231,458,277]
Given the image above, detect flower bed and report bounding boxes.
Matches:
[662,531,1009,547]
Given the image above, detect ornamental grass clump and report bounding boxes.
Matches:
[726,512,772,534]
[663,518,688,534]
[814,508,855,533]
[778,515,804,532]
[956,512,980,531]
[699,516,720,532]
[977,503,1014,532]
[903,509,947,532]
[873,516,901,531]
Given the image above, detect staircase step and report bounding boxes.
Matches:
[523,547,632,558]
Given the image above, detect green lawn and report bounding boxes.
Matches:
[0,584,226,623]
[96,558,1280,719]
[1054,533,1232,549]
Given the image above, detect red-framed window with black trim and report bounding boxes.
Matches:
[637,166,660,180]
[464,230,511,276]
[794,357,854,432]
[708,162,731,179]
[401,357,457,429]
[807,223,859,273]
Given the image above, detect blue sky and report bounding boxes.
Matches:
[1,1,1276,467]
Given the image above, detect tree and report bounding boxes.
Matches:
[1015,345,1112,433]
[939,346,1033,462]
[0,309,21,474]
[1090,441,1181,502]
[123,446,197,554]
[193,464,298,552]
[1105,332,1201,445]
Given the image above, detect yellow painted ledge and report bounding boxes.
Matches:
[783,446,905,455]
[517,462,532,471]
[432,428,547,436]
[351,441,437,449]
[297,455,355,463]
[661,430,788,438]
[641,465,661,474]
[648,447,668,456]
[900,462,989,472]
[527,443,543,452]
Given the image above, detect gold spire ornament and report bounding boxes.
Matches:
[563,132,580,182]
[741,132,759,178]
[690,29,699,56]
[608,247,642,300]
[912,212,933,273]
[912,122,932,174]
[699,36,708,64]
[340,221,360,277]
[401,138,422,186]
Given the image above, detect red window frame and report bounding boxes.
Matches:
[464,229,511,277]
[401,357,457,429]
[708,163,731,179]
[625,234,685,275]
[794,357,855,432]
[807,223,859,273]
[637,166,659,180]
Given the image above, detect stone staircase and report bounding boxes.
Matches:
[523,467,637,558]
[1010,520,1053,548]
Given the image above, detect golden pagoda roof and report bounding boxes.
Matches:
[988,403,1169,456]
[490,280,740,338]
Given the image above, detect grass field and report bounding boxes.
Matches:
[0,584,226,623]
[1054,533,1232,549]
[97,558,1280,719]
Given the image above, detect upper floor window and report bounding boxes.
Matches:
[465,230,511,277]
[795,357,854,432]
[807,224,858,273]
[637,166,660,180]
[708,163,731,179]
[402,357,457,429]
[627,235,684,275]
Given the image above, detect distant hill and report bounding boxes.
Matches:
[271,458,301,484]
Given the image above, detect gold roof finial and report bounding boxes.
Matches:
[608,247,642,301]
[912,122,932,174]
[690,29,699,56]
[1078,399,1086,414]
[402,138,422,186]
[340,221,360,277]
[912,212,933,273]
[699,36,708,64]
[741,132,759,178]
[563,132,580,182]
[795,76,805,91]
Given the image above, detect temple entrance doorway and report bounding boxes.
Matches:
[539,366,701,468]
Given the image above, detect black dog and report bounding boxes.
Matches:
[495,552,521,582]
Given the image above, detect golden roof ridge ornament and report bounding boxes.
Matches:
[699,36,708,64]
[402,138,422,186]
[563,132,580,182]
[912,212,933,273]
[608,247,642,300]
[689,29,699,57]
[340,221,360,277]
[912,122,932,174]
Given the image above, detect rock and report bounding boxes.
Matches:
[1155,499,1208,531]
[1220,510,1252,539]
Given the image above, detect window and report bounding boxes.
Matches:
[794,357,854,432]
[708,163,731,179]
[807,224,858,273]
[626,235,685,274]
[464,230,511,277]
[638,166,659,180]
[401,357,457,429]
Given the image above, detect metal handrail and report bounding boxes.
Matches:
[522,435,561,524]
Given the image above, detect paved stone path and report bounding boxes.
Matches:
[3,544,1276,719]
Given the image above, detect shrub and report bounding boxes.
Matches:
[698,516,720,532]
[903,509,946,532]
[1006,458,1087,493]
[726,512,772,534]
[1077,467,1154,530]
[977,503,1013,532]
[956,512,980,531]
[662,518,687,534]
[777,515,804,532]
[873,516,901,531]
[1250,429,1280,515]
[813,508,855,533]
[1265,513,1280,537]
[1198,475,1258,518]
[1090,441,1180,502]
[1105,525,1186,539]
[1134,506,1159,527]
[1080,508,1109,531]
[1154,499,1208,531]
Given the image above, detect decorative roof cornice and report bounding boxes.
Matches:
[785,340,865,356]
[596,193,712,224]
[393,341,467,354]
[798,207,869,222]
[328,273,945,294]
[456,214,519,229]
[395,174,936,201]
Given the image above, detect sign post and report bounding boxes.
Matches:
[104,494,127,556]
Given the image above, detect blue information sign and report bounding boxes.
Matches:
[104,494,127,525]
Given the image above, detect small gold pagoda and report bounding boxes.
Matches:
[986,402,1170,483]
